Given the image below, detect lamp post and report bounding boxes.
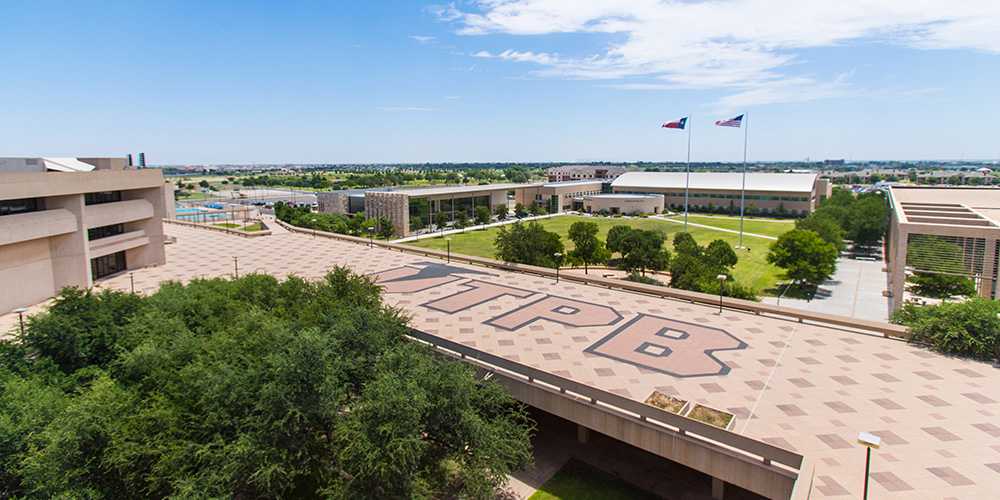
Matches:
[128,271,136,294]
[554,252,563,283]
[445,238,452,263]
[717,274,727,313]
[311,218,317,238]
[857,432,881,500]
[12,307,27,336]
[232,254,239,278]
[776,281,789,307]
[368,226,374,248]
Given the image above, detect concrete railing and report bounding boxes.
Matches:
[275,220,910,338]
[164,218,271,238]
[408,328,804,471]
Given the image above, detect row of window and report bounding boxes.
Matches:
[91,251,126,279]
[668,203,800,215]
[617,190,809,202]
[0,198,41,216]
[84,191,122,205]
[88,224,125,241]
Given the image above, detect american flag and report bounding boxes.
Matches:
[715,114,743,128]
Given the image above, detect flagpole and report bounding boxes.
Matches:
[739,111,748,249]
[685,115,691,231]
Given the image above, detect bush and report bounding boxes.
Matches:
[624,272,663,286]
[892,297,1000,360]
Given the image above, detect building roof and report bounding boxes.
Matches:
[392,183,534,198]
[42,158,96,172]
[612,172,818,193]
[541,179,608,188]
[890,186,1000,226]
[583,193,663,199]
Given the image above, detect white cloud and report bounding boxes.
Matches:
[431,0,1000,107]
[411,35,437,43]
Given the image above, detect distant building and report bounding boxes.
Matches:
[824,159,845,166]
[1,158,172,313]
[610,172,831,217]
[547,165,632,182]
[317,183,533,238]
[514,180,607,214]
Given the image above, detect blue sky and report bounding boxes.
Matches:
[1,0,998,165]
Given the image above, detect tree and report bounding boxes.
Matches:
[495,204,509,223]
[0,271,533,499]
[376,216,394,240]
[409,216,424,232]
[774,202,788,217]
[845,194,889,249]
[514,203,527,218]
[905,235,977,300]
[527,201,544,217]
[795,212,846,254]
[436,211,449,232]
[475,206,491,227]
[906,272,977,300]
[454,210,470,231]
[766,229,838,286]
[494,221,564,268]
[503,166,530,183]
[907,171,918,182]
[566,221,611,274]
[605,225,633,256]
[618,230,670,276]
[199,179,210,189]
[667,234,756,299]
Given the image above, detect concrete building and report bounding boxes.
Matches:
[611,172,831,217]
[515,180,607,214]
[581,193,665,215]
[0,158,171,313]
[887,186,1000,309]
[547,165,632,182]
[317,183,532,238]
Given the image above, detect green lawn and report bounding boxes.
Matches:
[405,215,795,295]
[528,460,661,500]
[672,213,797,238]
[176,192,217,200]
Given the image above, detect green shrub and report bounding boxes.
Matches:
[891,297,1000,360]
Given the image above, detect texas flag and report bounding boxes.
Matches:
[662,117,687,129]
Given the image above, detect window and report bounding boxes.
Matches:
[91,251,126,279]
[0,198,41,216]
[88,224,125,241]
[85,191,122,205]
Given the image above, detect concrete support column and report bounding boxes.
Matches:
[712,477,726,500]
[890,227,909,311]
[577,424,590,444]
[982,239,998,299]
[712,477,725,500]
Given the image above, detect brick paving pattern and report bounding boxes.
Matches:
[5,224,999,499]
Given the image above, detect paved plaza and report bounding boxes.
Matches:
[3,224,1000,499]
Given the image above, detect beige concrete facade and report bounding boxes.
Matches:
[581,193,665,214]
[547,165,632,182]
[515,180,606,214]
[887,186,1000,310]
[0,167,169,313]
[318,184,525,238]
